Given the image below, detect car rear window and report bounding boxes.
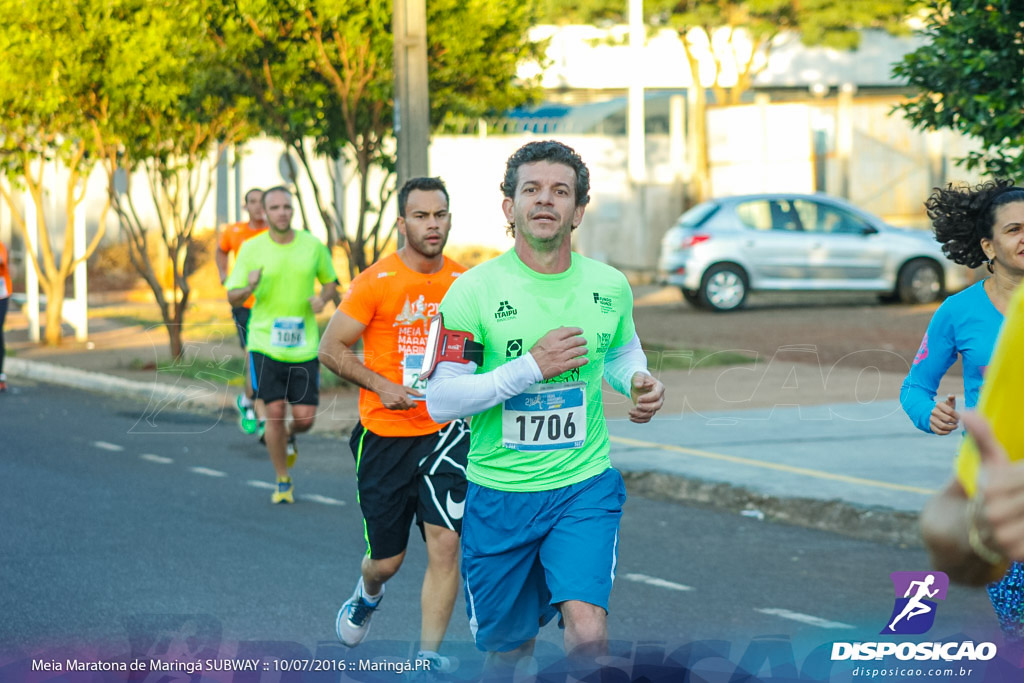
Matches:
[677,202,719,228]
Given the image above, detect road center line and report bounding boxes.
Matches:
[190,467,227,478]
[609,435,937,496]
[140,454,173,464]
[622,573,693,592]
[247,480,277,490]
[755,608,855,630]
[92,441,124,452]
[302,494,346,506]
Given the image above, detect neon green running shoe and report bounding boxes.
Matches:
[237,396,258,434]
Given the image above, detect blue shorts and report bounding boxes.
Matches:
[461,467,626,652]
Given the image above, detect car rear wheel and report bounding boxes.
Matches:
[698,264,749,312]
[898,258,944,304]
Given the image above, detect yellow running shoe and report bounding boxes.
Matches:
[272,477,294,504]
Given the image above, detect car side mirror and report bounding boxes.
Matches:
[861,225,879,236]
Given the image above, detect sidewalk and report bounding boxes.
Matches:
[5,309,960,547]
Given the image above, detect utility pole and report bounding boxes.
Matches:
[393,0,430,203]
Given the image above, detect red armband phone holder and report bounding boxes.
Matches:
[420,313,484,379]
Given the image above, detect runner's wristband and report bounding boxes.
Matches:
[967,497,1007,566]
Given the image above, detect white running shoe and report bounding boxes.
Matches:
[335,580,383,647]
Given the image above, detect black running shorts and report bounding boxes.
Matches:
[350,419,470,560]
[249,351,320,406]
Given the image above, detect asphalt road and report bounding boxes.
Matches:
[0,379,1006,680]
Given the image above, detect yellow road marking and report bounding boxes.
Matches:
[610,435,937,496]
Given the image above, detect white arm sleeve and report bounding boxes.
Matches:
[602,333,649,396]
[427,354,543,422]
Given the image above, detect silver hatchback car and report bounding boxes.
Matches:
[657,193,970,311]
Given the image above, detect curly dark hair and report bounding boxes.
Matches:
[501,140,590,237]
[926,179,1024,268]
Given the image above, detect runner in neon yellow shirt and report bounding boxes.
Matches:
[226,186,338,504]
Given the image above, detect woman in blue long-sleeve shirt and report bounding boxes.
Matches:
[901,180,1024,435]
[904,179,1024,640]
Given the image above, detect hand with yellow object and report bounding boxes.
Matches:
[964,412,1024,567]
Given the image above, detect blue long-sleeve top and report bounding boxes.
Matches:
[900,280,1003,434]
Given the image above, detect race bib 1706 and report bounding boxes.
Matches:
[502,382,586,451]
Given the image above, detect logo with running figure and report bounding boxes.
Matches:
[882,571,948,635]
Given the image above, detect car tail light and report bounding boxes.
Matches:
[681,233,710,249]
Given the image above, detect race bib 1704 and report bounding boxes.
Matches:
[270,317,306,348]
[502,382,586,451]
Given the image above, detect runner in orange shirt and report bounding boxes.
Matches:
[318,177,468,672]
[0,239,12,393]
[216,188,268,434]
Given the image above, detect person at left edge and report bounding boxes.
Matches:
[318,177,468,671]
[0,238,11,392]
[225,186,338,504]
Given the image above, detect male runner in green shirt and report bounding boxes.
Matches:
[426,140,665,673]
[226,186,338,504]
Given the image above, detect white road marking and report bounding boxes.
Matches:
[190,467,227,478]
[755,608,855,630]
[247,480,277,490]
[140,454,173,464]
[622,573,693,592]
[92,441,124,452]
[302,494,346,506]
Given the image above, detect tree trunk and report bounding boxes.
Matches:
[682,37,712,204]
[43,286,66,346]
[166,321,184,360]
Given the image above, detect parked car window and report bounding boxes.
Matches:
[793,200,872,235]
[771,200,803,231]
[736,199,804,231]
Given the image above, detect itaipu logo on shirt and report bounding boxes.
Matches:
[494,300,518,322]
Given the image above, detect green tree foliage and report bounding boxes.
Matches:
[0,0,253,356]
[0,0,110,345]
[234,0,544,277]
[537,0,626,25]
[89,0,255,359]
[893,3,1024,180]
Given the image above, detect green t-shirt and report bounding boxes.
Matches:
[225,230,337,363]
[438,249,636,492]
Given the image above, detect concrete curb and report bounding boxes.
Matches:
[621,470,922,548]
[9,357,921,547]
[6,357,227,412]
